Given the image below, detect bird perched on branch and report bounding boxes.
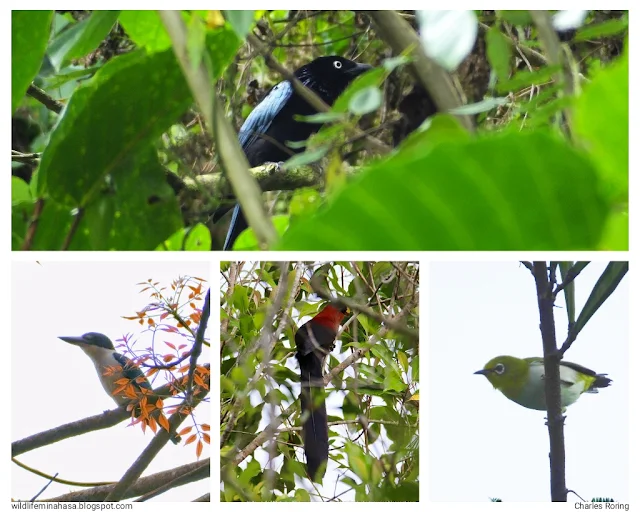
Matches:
[222,55,371,250]
[59,332,181,444]
[294,303,348,481]
[474,355,612,411]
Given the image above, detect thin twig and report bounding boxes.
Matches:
[27,84,64,114]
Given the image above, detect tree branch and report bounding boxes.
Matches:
[532,261,566,502]
[41,459,209,501]
[368,10,474,132]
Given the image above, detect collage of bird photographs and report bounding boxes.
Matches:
[9,8,631,509]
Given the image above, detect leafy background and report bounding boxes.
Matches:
[12,10,628,249]
[220,261,419,501]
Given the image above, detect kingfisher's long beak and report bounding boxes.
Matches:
[59,335,86,346]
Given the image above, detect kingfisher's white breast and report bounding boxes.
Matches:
[77,344,130,406]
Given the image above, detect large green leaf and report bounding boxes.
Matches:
[574,48,628,202]
[118,11,173,52]
[28,146,182,250]
[37,48,192,203]
[571,261,628,338]
[158,224,212,251]
[277,131,608,250]
[223,10,255,38]
[25,22,240,249]
[47,10,120,70]
[119,11,241,79]
[12,10,53,113]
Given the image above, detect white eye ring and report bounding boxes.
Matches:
[494,363,505,375]
[333,60,342,69]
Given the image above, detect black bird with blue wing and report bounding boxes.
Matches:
[222,55,371,250]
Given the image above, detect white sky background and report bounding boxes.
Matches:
[221,261,418,501]
[429,261,629,502]
[11,260,211,502]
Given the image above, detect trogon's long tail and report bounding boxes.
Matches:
[299,352,328,482]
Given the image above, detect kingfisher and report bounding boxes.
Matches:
[59,332,181,444]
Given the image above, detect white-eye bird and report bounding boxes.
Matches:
[474,355,612,410]
[59,332,181,443]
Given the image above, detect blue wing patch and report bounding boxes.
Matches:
[113,352,153,392]
[238,80,293,149]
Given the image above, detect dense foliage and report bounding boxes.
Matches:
[220,261,419,501]
[12,11,628,250]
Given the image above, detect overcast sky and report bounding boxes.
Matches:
[429,261,628,502]
[12,260,210,502]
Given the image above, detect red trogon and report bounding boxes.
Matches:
[295,304,347,482]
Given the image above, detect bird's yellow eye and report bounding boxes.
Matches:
[333,60,342,69]
[494,363,505,375]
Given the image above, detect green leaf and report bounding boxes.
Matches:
[384,370,406,393]
[277,131,608,250]
[485,25,512,82]
[497,10,532,25]
[496,65,563,94]
[449,96,509,115]
[345,443,370,482]
[515,83,562,114]
[41,64,99,89]
[12,177,32,205]
[599,210,628,250]
[289,188,322,220]
[397,351,409,373]
[332,67,386,113]
[12,10,53,113]
[187,15,206,70]
[348,86,383,115]
[525,95,573,128]
[223,10,255,38]
[574,49,628,202]
[382,55,411,72]
[281,146,329,170]
[294,488,311,502]
[371,345,405,392]
[574,17,628,42]
[571,262,628,338]
[48,11,120,70]
[157,224,212,251]
[296,112,346,124]
[37,48,191,203]
[35,146,183,250]
[232,215,288,250]
[396,114,469,154]
[118,11,172,52]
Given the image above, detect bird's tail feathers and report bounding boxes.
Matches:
[588,373,613,392]
[300,384,329,482]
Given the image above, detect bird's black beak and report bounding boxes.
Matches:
[474,368,491,376]
[348,62,372,77]
[59,335,86,346]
